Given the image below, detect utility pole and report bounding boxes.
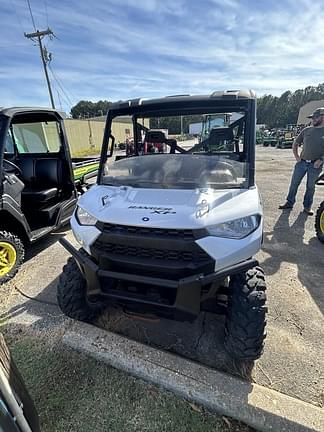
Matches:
[24,28,55,109]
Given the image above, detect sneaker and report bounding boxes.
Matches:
[303,208,314,216]
[279,202,293,210]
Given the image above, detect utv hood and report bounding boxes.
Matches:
[77,185,262,230]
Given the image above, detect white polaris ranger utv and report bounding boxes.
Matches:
[58,90,267,361]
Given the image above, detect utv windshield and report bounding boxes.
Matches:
[103,154,247,189]
[102,109,249,190]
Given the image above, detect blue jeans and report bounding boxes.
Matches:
[286,160,322,208]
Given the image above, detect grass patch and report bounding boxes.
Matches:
[5,331,253,432]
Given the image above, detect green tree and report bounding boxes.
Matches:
[257,83,324,128]
[70,100,111,118]
[71,83,324,128]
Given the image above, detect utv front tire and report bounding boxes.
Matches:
[0,231,25,285]
[224,266,267,361]
[57,256,105,322]
[315,201,324,243]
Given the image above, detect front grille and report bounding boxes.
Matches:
[100,223,196,241]
[94,240,208,263]
[91,223,214,278]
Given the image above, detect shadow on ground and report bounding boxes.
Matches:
[262,210,324,314]
[96,305,256,380]
[24,229,68,264]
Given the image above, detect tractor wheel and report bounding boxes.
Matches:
[224,266,267,361]
[0,231,25,285]
[57,255,105,322]
[315,201,324,243]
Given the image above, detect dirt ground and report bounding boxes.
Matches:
[1,146,323,409]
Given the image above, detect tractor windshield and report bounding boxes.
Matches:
[102,109,249,190]
[200,114,230,142]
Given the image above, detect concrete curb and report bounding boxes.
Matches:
[63,322,323,432]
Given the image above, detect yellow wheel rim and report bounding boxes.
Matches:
[0,242,17,277]
[320,211,324,233]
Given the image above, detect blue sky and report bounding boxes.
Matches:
[1,0,324,113]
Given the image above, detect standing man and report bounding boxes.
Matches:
[279,108,324,215]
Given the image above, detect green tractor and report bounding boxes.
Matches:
[262,130,278,147]
[277,124,297,149]
[199,113,231,143]
[256,129,265,145]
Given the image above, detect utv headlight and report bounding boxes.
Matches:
[207,215,261,239]
[76,206,97,226]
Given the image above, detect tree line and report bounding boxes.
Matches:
[257,83,324,128]
[70,100,112,118]
[70,83,324,129]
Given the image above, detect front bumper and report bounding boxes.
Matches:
[60,238,258,321]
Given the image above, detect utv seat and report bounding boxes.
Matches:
[144,130,167,154]
[18,158,62,204]
[21,187,58,203]
[144,130,167,142]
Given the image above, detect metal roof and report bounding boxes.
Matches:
[297,99,324,125]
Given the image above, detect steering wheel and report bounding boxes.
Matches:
[200,160,238,183]
[217,160,238,179]
[3,159,22,176]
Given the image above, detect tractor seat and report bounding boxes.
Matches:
[22,187,58,203]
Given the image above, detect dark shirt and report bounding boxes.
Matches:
[295,126,324,160]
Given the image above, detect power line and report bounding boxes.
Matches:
[47,60,75,100]
[48,63,74,102]
[56,90,63,112]
[52,79,71,110]
[49,65,76,105]
[26,0,37,32]
[44,0,49,27]
[10,0,25,34]
[48,63,75,106]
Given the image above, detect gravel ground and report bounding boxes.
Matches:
[1,146,323,408]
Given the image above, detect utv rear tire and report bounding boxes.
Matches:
[224,266,267,361]
[57,256,105,322]
[315,201,324,243]
[0,231,25,285]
